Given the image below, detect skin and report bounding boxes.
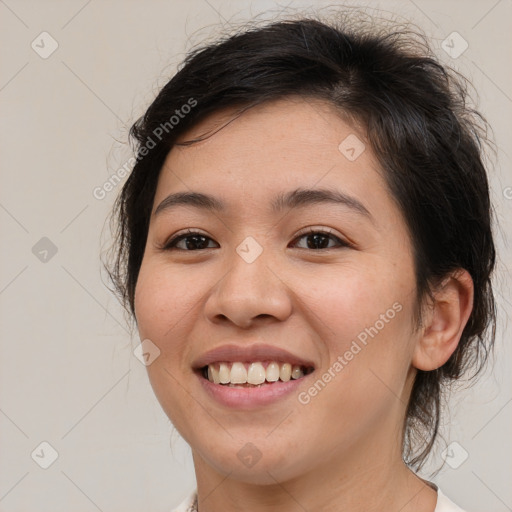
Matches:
[134,97,474,512]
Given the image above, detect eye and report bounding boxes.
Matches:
[161,227,351,251]
[162,229,218,251]
[290,227,350,250]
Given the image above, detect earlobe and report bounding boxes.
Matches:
[412,269,474,371]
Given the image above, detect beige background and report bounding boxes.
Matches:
[0,0,511,511]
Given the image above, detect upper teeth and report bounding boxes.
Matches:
[206,362,306,385]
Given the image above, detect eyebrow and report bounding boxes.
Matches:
[153,187,373,221]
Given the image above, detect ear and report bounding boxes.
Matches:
[412,269,474,371]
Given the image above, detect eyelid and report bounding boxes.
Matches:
[160,228,212,249]
[295,225,339,238]
[292,226,353,247]
[160,226,353,251]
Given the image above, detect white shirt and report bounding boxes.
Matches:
[170,482,466,512]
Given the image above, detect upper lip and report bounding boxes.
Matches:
[192,343,316,369]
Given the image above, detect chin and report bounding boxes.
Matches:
[193,439,312,485]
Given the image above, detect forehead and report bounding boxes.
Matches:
[153,97,390,219]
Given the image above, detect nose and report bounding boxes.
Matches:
[203,243,293,329]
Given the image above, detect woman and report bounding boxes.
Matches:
[106,11,496,512]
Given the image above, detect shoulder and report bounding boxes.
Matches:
[435,488,467,512]
[170,489,198,512]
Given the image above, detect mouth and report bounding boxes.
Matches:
[199,361,315,388]
[192,343,316,407]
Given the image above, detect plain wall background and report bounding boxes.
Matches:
[0,0,510,510]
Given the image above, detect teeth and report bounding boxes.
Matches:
[208,365,221,384]
[291,365,304,379]
[219,363,230,384]
[266,362,280,382]
[280,363,292,382]
[205,361,309,385]
[230,362,247,384]
[247,362,266,385]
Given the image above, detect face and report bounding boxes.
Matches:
[134,97,421,485]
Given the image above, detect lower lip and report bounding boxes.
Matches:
[196,372,312,409]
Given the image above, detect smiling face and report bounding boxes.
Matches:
[134,97,423,486]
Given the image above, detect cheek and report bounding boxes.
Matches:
[134,262,195,382]
[296,274,415,438]
[293,259,417,409]
[296,262,413,345]
[134,260,200,341]
[133,261,201,429]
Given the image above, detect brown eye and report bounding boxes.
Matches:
[162,228,350,251]
[164,231,218,251]
[291,229,350,250]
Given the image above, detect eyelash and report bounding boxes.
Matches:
[161,227,351,251]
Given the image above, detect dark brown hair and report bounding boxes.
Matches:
[105,12,497,471]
